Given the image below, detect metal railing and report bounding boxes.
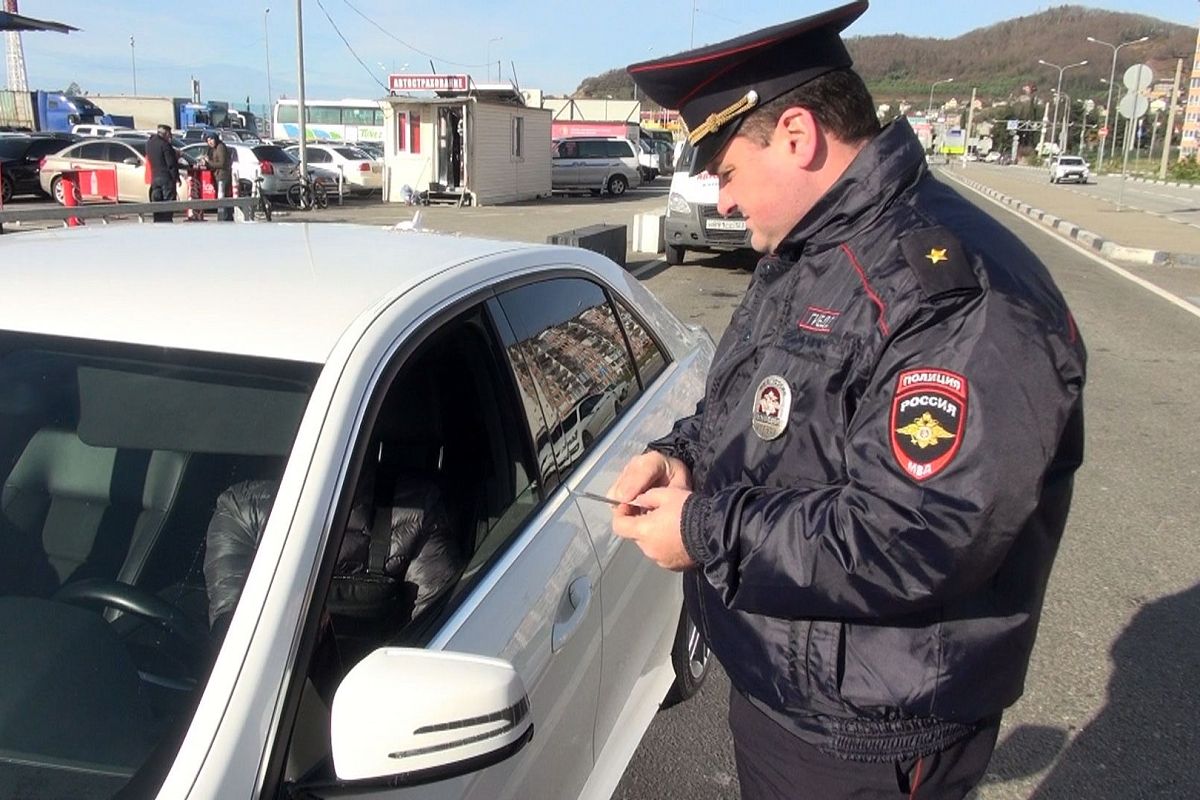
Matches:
[0,196,268,234]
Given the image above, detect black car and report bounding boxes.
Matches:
[0,135,75,203]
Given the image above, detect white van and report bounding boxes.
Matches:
[70,124,133,138]
[663,140,754,266]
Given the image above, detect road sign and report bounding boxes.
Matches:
[1099,125,1109,138]
[1118,92,1149,120]
[1007,120,1019,131]
[1123,64,1153,92]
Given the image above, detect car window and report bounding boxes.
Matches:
[0,332,318,799]
[613,298,669,390]
[308,149,331,163]
[75,141,109,160]
[279,302,545,783]
[555,140,579,159]
[252,145,294,163]
[103,142,140,163]
[577,140,608,159]
[0,139,29,159]
[496,277,640,478]
[607,140,635,159]
[333,146,368,160]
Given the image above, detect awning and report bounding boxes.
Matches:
[0,11,78,33]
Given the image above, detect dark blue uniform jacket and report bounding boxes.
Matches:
[651,119,1086,761]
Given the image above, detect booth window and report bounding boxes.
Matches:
[395,112,408,152]
[410,113,421,154]
[511,117,524,158]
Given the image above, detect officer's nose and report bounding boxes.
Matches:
[717,183,738,218]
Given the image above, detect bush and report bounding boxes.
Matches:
[1169,156,1200,182]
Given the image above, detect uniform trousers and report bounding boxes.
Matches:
[729,687,1001,799]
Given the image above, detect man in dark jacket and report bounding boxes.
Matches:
[612,2,1086,798]
[204,131,233,221]
[145,123,179,222]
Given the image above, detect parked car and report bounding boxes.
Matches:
[663,140,755,267]
[0,134,75,202]
[1049,155,1090,184]
[182,141,301,196]
[113,129,185,148]
[37,137,193,204]
[70,123,133,138]
[283,143,382,193]
[552,137,642,197]
[0,223,714,800]
[354,140,384,160]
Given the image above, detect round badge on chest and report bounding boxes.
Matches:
[751,375,792,440]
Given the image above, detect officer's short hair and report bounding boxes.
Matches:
[739,68,881,148]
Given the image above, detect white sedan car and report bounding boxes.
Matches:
[0,224,714,800]
[284,143,383,194]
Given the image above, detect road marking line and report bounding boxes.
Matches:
[950,176,1200,320]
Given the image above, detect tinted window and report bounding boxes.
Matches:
[75,141,109,160]
[333,146,368,160]
[614,298,669,389]
[28,139,69,159]
[252,145,294,163]
[578,140,608,159]
[606,140,635,159]
[497,278,639,477]
[0,139,29,159]
[307,149,330,163]
[555,140,579,159]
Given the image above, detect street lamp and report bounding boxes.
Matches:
[927,77,954,119]
[486,36,503,82]
[130,36,137,94]
[1088,35,1150,170]
[264,8,272,108]
[1038,59,1087,155]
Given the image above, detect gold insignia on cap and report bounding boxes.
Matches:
[925,248,948,265]
[688,90,760,146]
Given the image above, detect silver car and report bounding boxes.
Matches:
[552,137,643,197]
[0,223,714,800]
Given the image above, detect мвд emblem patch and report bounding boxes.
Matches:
[890,368,968,481]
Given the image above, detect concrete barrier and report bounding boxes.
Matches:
[0,196,268,233]
[632,212,665,254]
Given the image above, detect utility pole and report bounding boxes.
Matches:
[1159,56,1183,180]
[295,0,307,181]
[130,35,137,94]
[964,87,977,163]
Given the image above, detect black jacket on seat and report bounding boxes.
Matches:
[203,478,462,635]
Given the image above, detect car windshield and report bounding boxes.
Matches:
[0,332,318,799]
[1059,157,1084,166]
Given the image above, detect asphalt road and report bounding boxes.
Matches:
[614,178,1200,799]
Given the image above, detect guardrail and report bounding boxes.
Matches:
[0,196,268,234]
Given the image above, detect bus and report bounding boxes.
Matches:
[272,99,385,143]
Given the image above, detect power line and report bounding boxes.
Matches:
[340,0,490,70]
[315,0,388,91]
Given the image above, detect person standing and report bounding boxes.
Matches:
[146,124,180,223]
[612,2,1087,798]
[205,131,233,221]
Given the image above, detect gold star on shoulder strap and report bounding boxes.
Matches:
[925,248,948,265]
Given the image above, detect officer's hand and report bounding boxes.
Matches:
[611,487,695,571]
[609,451,692,516]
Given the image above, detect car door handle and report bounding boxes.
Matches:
[552,575,593,653]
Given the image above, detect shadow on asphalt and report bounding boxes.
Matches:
[983,583,1200,798]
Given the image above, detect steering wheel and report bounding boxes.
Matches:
[53,578,209,662]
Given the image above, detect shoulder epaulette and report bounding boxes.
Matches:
[898,226,980,300]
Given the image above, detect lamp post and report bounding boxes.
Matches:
[927,77,953,119]
[130,36,137,94]
[264,7,272,108]
[486,36,503,82]
[1038,59,1088,156]
[1088,35,1150,171]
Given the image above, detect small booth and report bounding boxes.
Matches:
[380,74,551,206]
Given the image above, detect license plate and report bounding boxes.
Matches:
[706,218,746,231]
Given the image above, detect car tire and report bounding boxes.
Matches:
[51,175,80,206]
[0,176,11,205]
[662,606,711,708]
[665,243,686,265]
[607,174,628,197]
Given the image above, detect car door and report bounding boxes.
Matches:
[492,277,684,772]
[101,141,144,201]
[576,139,610,187]
[552,140,579,188]
[268,295,603,800]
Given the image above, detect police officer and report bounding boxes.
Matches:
[611,2,1086,798]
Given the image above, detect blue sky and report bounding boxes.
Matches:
[8,1,1198,107]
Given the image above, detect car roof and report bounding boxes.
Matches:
[0,224,572,363]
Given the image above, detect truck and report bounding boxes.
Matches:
[0,90,107,133]
[88,95,214,132]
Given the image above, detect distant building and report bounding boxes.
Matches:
[1181,25,1200,159]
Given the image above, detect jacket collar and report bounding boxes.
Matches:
[774,118,927,260]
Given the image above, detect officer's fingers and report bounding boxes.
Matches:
[610,453,666,501]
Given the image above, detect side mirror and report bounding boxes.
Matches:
[330,648,533,784]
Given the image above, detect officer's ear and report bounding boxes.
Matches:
[775,106,821,170]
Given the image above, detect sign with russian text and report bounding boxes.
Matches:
[389,74,469,93]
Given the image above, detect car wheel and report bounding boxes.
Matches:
[607,174,628,197]
[665,243,686,265]
[0,176,11,205]
[662,606,711,708]
[50,175,80,206]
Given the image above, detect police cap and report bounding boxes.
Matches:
[627,1,867,175]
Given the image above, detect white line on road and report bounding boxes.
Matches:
[951,176,1200,321]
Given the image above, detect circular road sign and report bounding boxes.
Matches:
[1118,92,1150,120]
[1123,64,1153,92]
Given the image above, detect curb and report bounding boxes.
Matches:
[937,169,1195,267]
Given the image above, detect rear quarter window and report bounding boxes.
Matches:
[252,145,295,163]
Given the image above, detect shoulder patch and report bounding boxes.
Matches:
[898,227,980,300]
